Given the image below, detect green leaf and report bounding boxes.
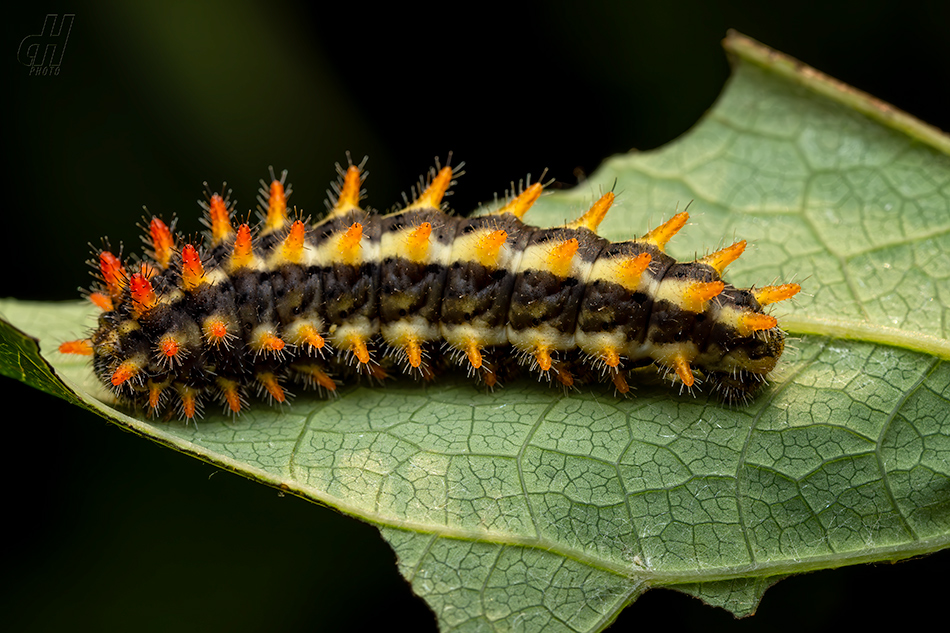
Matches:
[2,33,949,632]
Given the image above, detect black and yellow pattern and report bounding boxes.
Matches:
[61,160,800,419]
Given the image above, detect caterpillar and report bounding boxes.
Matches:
[59,159,800,419]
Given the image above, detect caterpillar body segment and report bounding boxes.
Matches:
[61,159,800,419]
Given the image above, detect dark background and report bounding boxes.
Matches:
[3,1,948,631]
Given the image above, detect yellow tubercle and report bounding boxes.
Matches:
[405,222,432,262]
[602,348,621,368]
[99,251,127,300]
[58,339,93,356]
[290,322,325,352]
[147,381,164,412]
[332,165,362,216]
[495,182,543,219]
[230,224,254,270]
[464,339,483,369]
[670,354,695,387]
[337,222,363,264]
[534,346,553,372]
[700,241,746,275]
[754,283,801,306]
[348,335,371,365]
[203,316,234,348]
[405,339,423,368]
[566,192,613,232]
[88,292,113,312]
[280,220,307,264]
[111,357,143,387]
[611,369,629,394]
[407,166,453,211]
[181,244,205,292]
[547,238,579,278]
[642,212,688,251]
[216,378,243,414]
[616,253,652,290]
[265,179,289,232]
[296,364,337,391]
[207,194,234,246]
[738,313,779,336]
[149,218,175,269]
[257,372,286,403]
[682,280,725,312]
[475,229,508,268]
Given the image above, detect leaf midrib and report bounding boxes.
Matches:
[783,314,950,360]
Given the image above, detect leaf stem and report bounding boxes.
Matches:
[723,31,950,157]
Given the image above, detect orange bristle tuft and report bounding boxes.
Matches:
[293,323,325,351]
[231,223,254,270]
[312,369,337,391]
[178,386,199,420]
[217,379,243,414]
[497,182,543,219]
[129,272,157,315]
[258,372,286,402]
[333,165,362,214]
[671,355,695,387]
[203,316,232,346]
[534,346,553,372]
[296,364,337,391]
[255,331,285,355]
[568,192,614,233]
[59,339,93,356]
[410,166,453,211]
[739,313,779,336]
[754,283,801,306]
[349,335,371,365]
[99,251,127,299]
[149,218,175,269]
[611,370,629,394]
[148,383,164,411]
[406,222,432,262]
[616,253,652,290]
[265,179,289,232]
[701,241,746,275]
[207,194,234,245]
[111,358,140,387]
[465,340,483,369]
[181,244,205,291]
[158,334,183,363]
[405,339,423,369]
[281,220,307,264]
[683,280,725,312]
[338,222,363,263]
[643,212,688,251]
[547,238,579,277]
[476,230,508,268]
[556,367,574,388]
[88,292,113,311]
